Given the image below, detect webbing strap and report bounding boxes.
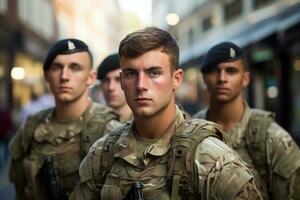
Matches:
[171,175,180,200]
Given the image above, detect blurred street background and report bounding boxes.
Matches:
[1,0,300,198]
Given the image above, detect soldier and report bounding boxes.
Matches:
[193,41,300,199]
[9,38,121,199]
[70,27,262,200]
[97,53,132,122]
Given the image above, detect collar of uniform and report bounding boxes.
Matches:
[33,101,94,144]
[144,105,185,156]
[114,105,185,166]
[114,124,140,167]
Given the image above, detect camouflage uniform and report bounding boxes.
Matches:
[70,106,262,200]
[9,102,121,200]
[193,102,300,199]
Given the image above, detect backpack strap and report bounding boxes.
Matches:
[245,109,274,192]
[95,125,128,189]
[167,119,225,200]
[80,103,118,159]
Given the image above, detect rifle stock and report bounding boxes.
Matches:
[124,181,144,200]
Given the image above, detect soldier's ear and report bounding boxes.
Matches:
[44,71,49,82]
[87,70,97,86]
[172,68,183,91]
[242,71,250,87]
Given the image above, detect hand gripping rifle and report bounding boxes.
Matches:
[124,181,144,200]
[42,155,68,200]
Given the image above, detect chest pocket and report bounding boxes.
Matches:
[23,153,46,198]
[56,154,81,191]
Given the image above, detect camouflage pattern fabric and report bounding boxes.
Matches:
[193,102,300,200]
[9,102,121,200]
[70,107,262,200]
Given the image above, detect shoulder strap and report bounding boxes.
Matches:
[80,103,118,159]
[245,109,274,191]
[95,124,128,188]
[167,119,225,200]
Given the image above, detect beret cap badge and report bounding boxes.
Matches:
[230,48,236,58]
[68,41,76,50]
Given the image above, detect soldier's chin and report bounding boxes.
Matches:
[56,95,74,103]
[216,96,231,103]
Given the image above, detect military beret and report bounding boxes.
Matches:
[43,38,92,71]
[201,41,245,73]
[97,53,120,80]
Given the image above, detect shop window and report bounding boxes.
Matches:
[224,0,243,23]
[203,16,213,32]
[254,0,275,9]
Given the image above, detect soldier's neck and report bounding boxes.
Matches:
[133,103,176,139]
[207,96,245,132]
[54,96,90,123]
[116,104,132,123]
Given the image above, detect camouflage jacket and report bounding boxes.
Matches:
[9,102,121,200]
[193,102,300,200]
[70,107,262,200]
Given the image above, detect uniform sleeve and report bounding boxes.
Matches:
[194,137,262,200]
[70,135,109,200]
[267,122,300,199]
[9,127,28,200]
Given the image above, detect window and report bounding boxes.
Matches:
[254,0,275,9]
[224,0,243,23]
[203,16,213,32]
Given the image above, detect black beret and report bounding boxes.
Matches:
[97,53,120,80]
[43,38,92,71]
[201,41,245,73]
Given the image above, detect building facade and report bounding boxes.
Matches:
[0,0,57,112]
[153,0,300,142]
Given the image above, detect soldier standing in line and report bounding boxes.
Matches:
[70,27,262,200]
[9,38,121,199]
[193,41,300,199]
[97,53,132,123]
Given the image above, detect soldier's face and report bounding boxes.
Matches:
[44,52,96,104]
[120,49,182,118]
[100,68,127,110]
[203,60,250,103]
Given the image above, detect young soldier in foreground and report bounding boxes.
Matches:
[9,39,121,199]
[193,41,300,199]
[97,53,132,122]
[70,27,262,200]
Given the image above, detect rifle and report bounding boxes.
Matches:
[124,181,144,200]
[41,155,68,200]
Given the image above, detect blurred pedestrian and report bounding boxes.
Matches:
[9,38,121,199]
[18,85,54,125]
[193,41,300,199]
[70,27,262,199]
[97,53,132,122]
[0,105,13,167]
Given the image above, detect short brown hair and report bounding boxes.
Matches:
[119,27,179,70]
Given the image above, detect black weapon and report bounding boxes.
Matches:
[42,155,68,200]
[124,181,144,200]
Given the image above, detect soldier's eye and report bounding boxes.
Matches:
[123,70,136,78]
[148,69,161,77]
[50,64,62,71]
[226,68,238,74]
[70,64,81,71]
